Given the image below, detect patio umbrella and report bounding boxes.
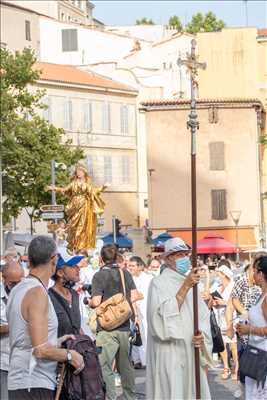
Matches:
[101,233,133,249]
[152,232,173,247]
[197,235,237,254]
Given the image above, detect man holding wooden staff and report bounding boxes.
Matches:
[146,237,213,400]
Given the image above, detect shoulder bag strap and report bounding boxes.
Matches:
[118,268,127,297]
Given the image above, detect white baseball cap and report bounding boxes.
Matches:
[163,237,190,257]
[218,265,233,280]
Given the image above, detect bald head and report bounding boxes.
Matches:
[2,261,24,293]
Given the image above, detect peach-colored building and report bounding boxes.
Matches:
[140,98,265,249]
[14,62,140,234]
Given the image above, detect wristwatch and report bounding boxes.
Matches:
[66,350,72,363]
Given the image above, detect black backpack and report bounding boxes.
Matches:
[62,335,106,400]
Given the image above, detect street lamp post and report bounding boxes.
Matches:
[148,168,155,230]
[50,160,66,239]
[230,210,242,264]
[177,39,206,400]
[51,160,56,206]
[51,160,67,206]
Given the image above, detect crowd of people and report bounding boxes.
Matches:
[0,236,267,400]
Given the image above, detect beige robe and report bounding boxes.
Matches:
[146,267,213,400]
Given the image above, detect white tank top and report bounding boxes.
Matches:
[7,277,58,391]
[248,293,267,351]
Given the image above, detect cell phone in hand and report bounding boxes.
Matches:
[211,290,223,299]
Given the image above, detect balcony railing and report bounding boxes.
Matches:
[65,131,137,149]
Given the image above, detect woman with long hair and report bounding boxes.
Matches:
[47,163,107,251]
[236,255,267,400]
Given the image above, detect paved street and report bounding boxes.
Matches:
[118,366,240,399]
[208,368,239,400]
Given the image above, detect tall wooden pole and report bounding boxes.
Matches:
[177,39,206,400]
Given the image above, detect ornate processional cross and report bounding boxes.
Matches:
[177,39,207,152]
[177,39,207,400]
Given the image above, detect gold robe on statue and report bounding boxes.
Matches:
[63,179,105,251]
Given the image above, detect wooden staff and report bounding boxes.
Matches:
[177,39,207,399]
[55,363,67,400]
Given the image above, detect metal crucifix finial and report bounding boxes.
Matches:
[177,39,206,89]
[177,39,207,149]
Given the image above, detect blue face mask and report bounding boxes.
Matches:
[175,256,190,275]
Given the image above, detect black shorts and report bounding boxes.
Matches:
[9,388,55,400]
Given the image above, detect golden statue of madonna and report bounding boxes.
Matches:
[47,164,107,251]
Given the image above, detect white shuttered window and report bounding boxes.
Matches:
[83,101,92,131]
[120,105,129,135]
[104,156,112,183]
[121,156,130,184]
[102,103,111,133]
[86,155,94,178]
[63,99,72,130]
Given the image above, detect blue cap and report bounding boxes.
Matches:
[56,247,84,269]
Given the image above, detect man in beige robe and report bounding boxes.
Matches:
[146,238,213,400]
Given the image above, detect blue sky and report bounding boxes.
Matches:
[92,0,267,28]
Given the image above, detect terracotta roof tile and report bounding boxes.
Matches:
[258,28,267,36]
[141,97,263,107]
[34,62,138,93]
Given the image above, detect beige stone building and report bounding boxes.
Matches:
[197,28,266,103]
[197,27,267,247]
[57,0,95,25]
[1,1,40,54]
[140,98,265,249]
[2,0,95,25]
[15,62,139,233]
[0,1,103,53]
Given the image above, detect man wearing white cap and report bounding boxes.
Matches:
[146,237,213,400]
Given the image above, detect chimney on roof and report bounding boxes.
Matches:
[130,39,141,53]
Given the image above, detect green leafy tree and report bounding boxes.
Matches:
[186,11,226,34]
[136,17,155,25]
[260,134,267,146]
[168,15,183,32]
[1,48,83,233]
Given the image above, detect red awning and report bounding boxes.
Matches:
[197,235,237,254]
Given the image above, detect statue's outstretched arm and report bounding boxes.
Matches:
[95,183,110,193]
